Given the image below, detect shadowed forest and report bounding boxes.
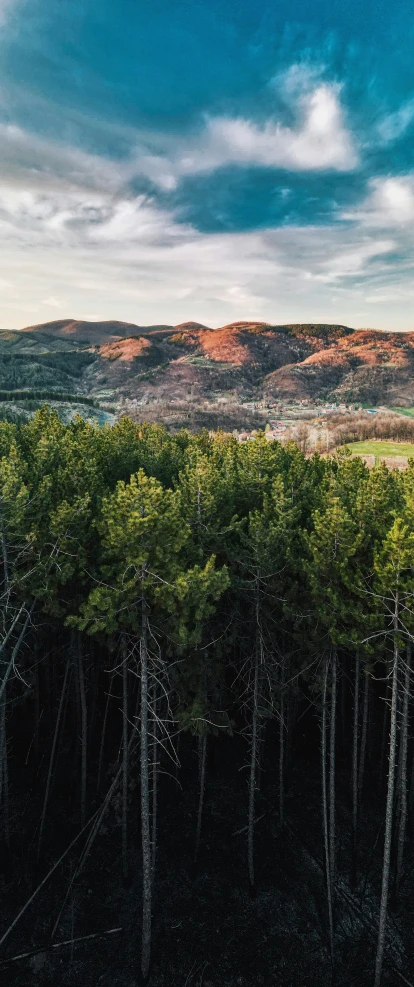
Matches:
[0,410,413,987]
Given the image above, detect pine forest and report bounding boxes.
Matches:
[1,408,414,987]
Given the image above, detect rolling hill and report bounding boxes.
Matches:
[1,320,414,420]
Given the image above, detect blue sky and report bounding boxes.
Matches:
[0,0,413,330]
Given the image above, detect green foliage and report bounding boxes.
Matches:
[2,411,413,731]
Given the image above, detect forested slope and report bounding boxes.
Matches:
[3,320,414,410]
[0,412,413,986]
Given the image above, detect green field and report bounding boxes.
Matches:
[390,407,414,418]
[345,440,414,461]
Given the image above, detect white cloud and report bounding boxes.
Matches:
[0,117,411,332]
[133,84,357,189]
[307,239,395,283]
[343,176,414,228]
[377,100,414,143]
[0,122,126,195]
[0,78,357,205]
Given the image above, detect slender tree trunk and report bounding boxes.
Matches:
[0,694,9,846]
[286,690,297,773]
[379,676,391,792]
[256,730,264,793]
[88,653,99,758]
[0,605,33,704]
[77,632,87,829]
[341,660,347,745]
[38,657,71,858]
[194,733,207,863]
[97,671,114,793]
[396,643,411,891]
[329,648,337,915]
[34,649,40,769]
[151,686,158,885]
[248,625,260,897]
[322,652,334,967]
[121,636,129,882]
[140,589,151,981]
[358,670,369,799]
[0,606,33,844]
[374,595,400,987]
[279,683,285,828]
[351,651,360,886]
[44,653,52,731]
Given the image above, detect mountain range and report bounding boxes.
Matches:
[1,319,414,416]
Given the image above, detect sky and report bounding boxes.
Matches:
[0,0,414,331]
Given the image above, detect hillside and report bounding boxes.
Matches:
[1,320,414,421]
[18,318,177,345]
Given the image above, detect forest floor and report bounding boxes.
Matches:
[1,735,413,987]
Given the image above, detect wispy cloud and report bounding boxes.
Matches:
[0,66,413,332]
[133,83,358,189]
[377,100,414,144]
[0,140,406,331]
[0,122,125,194]
[342,176,414,228]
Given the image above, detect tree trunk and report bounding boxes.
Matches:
[34,649,40,769]
[329,649,337,915]
[279,684,285,828]
[97,670,114,793]
[38,657,71,858]
[0,604,33,704]
[0,694,9,846]
[121,636,129,882]
[341,660,347,745]
[194,732,207,864]
[248,626,260,897]
[358,669,369,798]
[77,632,87,829]
[151,686,158,885]
[379,676,391,792]
[351,651,360,886]
[396,643,411,891]
[374,595,400,987]
[140,590,151,981]
[321,652,334,966]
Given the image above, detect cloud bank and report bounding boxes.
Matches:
[0,32,413,331]
[0,115,411,331]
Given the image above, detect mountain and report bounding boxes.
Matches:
[18,318,177,345]
[2,320,414,419]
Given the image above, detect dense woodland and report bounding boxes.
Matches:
[0,409,414,986]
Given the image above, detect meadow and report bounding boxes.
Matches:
[346,439,414,462]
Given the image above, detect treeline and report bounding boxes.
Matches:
[291,411,414,454]
[0,389,100,406]
[330,412,414,450]
[1,409,413,985]
[0,350,95,374]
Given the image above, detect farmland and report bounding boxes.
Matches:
[345,439,414,462]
